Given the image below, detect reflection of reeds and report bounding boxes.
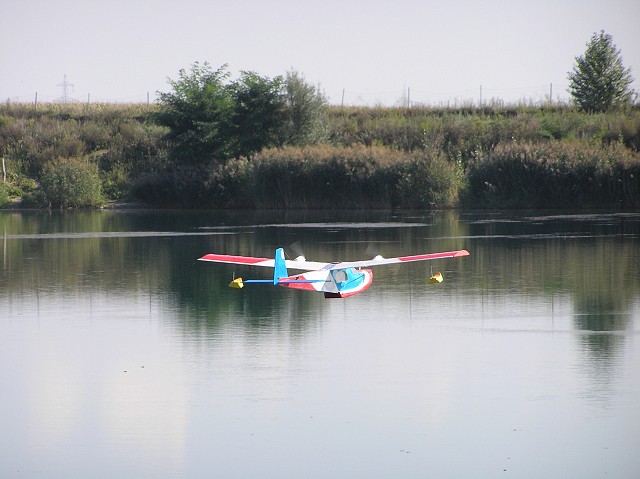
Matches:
[1,210,637,335]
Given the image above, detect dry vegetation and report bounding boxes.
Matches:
[1,102,639,209]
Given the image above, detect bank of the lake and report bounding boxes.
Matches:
[1,103,639,209]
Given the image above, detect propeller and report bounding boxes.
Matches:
[365,242,384,260]
[365,241,399,278]
[288,241,307,262]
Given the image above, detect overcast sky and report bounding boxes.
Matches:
[1,0,639,106]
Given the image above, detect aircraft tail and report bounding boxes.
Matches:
[273,248,288,284]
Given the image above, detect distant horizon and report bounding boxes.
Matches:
[2,88,582,109]
[3,75,574,108]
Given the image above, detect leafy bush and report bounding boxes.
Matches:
[36,158,104,208]
[0,182,9,207]
[396,149,463,208]
[100,164,129,200]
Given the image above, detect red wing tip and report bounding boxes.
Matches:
[197,253,271,265]
[454,250,470,257]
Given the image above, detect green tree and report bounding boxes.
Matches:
[281,70,328,145]
[155,63,287,164]
[155,63,235,164]
[568,31,635,112]
[230,71,286,158]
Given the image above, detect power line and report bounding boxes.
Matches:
[56,74,75,103]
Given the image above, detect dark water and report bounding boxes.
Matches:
[1,209,639,478]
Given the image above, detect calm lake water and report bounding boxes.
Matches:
[1,209,639,478]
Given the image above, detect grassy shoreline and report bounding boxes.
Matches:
[1,102,639,210]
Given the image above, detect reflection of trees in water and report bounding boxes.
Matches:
[571,289,632,408]
[573,297,631,332]
[462,213,640,408]
[2,210,638,339]
[4,209,637,409]
[167,211,463,337]
[574,330,627,409]
[569,237,636,332]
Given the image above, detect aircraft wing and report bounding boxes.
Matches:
[198,253,330,271]
[198,249,469,271]
[325,249,470,270]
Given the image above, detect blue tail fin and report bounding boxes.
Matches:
[273,248,288,284]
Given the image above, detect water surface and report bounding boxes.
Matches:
[1,210,639,478]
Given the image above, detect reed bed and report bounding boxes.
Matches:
[132,145,462,209]
[465,140,640,209]
[1,102,639,209]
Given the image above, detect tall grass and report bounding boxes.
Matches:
[253,146,459,208]
[132,145,463,209]
[465,140,640,209]
[326,106,640,155]
[2,102,640,209]
[0,103,168,201]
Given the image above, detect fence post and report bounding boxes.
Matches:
[2,157,6,183]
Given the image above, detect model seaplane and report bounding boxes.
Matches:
[198,247,470,298]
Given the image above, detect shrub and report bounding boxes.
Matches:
[0,182,9,207]
[100,164,129,200]
[396,149,463,208]
[37,158,104,208]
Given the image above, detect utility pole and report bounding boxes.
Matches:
[57,74,74,103]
